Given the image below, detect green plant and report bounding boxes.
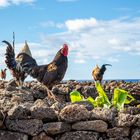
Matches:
[112,88,135,110]
[70,82,135,110]
[70,91,83,103]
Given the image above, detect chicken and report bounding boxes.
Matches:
[92,64,112,82]
[3,40,37,88]
[22,44,68,100]
[0,68,7,80]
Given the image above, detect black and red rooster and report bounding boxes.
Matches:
[4,40,68,99]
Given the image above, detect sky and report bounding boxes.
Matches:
[0,0,140,80]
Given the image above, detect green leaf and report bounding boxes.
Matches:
[112,88,134,110]
[125,94,135,104]
[95,82,111,108]
[86,96,97,107]
[70,91,83,103]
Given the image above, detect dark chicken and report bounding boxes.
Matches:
[22,44,68,99]
[3,40,36,87]
[92,64,112,82]
[0,68,7,80]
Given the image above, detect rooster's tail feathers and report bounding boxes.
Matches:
[3,40,16,70]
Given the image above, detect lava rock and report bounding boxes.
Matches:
[120,107,140,115]
[59,104,90,123]
[109,137,129,140]
[72,120,108,132]
[131,129,140,140]
[134,114,140,127]
[115,113,137,127]
[56,131,99,140]
[107,127,130,138]
[32,132,54,140]
[5,119,43,136]
[7,103,32,119]
[43,122,71,135]
[74,101,94,111]
[91,107,117,122]
[30,99,57,121]
[0,130,28,140]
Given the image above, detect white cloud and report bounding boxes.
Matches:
[40,17,140,64]
[0,0,35,7]
[65,18,97,31]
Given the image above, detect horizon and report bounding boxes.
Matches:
[0,0,140,80]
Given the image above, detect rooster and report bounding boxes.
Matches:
[22,44,68,100]
[0,68,7,80]
[3,40,36,88]
[92,64,112,82]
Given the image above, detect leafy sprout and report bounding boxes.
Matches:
[70,82,135,110]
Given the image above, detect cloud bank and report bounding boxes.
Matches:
[40,17,140,64]
[0,0,35,7]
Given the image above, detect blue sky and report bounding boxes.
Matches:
[0,0,140,80]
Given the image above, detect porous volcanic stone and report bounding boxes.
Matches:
[115,113,137,127]
[0,130,28,140]
[120,107,140,115]
[11,90,34,102]
[59,104,90,123]
[107,127,130,138]
[109,137,129,140]
[91,108,117,122]
[134,114,140,127]
[72,120,108,132]
[57,131,99,140]
[43,122,71,135]
[32,132,54,140]
[7,103,32,119]
[30,99,57,121]
[5,119,43,136]
[131,129,140,140]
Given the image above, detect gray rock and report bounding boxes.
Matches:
[120,107,140,115]
[50,102,68,112]
[32,132,54,140]
[131,129,140,140]
[32,90,47,100]
[82,86,97,98]
[115,113,137,127]
[109,137,129,140]
[134,114,140,127]
[59,104,90,123]
[30,99,57,121]
[56,131,99,140]
[7,103,32,119]
[11,90,34,103]
[107,127,130,138]
[91,108,117,122]
[0,130,28,140]
[72,120,108,132]
[74,101,94,111]
[43,122,71,135]
[6,119,43,136]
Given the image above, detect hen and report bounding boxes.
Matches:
[3,40,36,88]
[92,64,112,82]
[0,68,7,80]
[22,44,68,99]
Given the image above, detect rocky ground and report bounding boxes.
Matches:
[0,79,140,140]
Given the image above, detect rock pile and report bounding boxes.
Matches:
[0,80,140,140]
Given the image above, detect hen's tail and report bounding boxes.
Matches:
[100,64,112,75]
[3,40,16,71]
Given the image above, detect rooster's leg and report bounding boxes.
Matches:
[46,88,58,101]
[37,83,59,102]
